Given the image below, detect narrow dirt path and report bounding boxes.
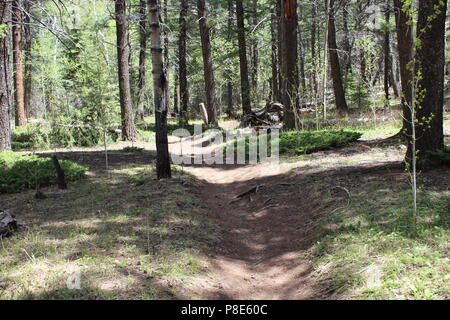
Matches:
[184,162,321,300]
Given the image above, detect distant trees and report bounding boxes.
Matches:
[115,0,136,141]
[0,0,12,151]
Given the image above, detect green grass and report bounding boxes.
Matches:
[310,182,449,300]
[0,164,218,300]
[0,151,88,193]
[224,130,362,160]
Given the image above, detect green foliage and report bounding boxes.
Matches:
[0,151,88,193]
[279,130,362,155]
[224,130,362,159]
[428,146,450,165]
[346,71,371,109]
[12,124,51,150]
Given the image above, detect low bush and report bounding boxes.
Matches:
[224,130,362,159]
[0,151,88,193]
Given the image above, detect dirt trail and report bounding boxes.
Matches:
[183,161,321,300]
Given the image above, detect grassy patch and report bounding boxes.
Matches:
[310,181,449,300]
[224,130,362,160]
[0,161,217,300]
[0,151,88,193]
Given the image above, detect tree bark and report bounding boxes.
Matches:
[0,0,12,151]
[235,0,252,116]
[163,0,170,114]
[149,0,171,179]
[178,0,189,123]
[136,0,147,122]
[393,0,414,138]
[250,0,258,101]
[327,0,349,117]
[280,0,299,130]
[23,0,33,118]
[12,0,26,127]
[227,0,234,113]
[409,0,447,168]
[115,0,136,141]
[197,0,218,127]
[271,4,279,102]
[383,2,391,107]
[310,0,318,97]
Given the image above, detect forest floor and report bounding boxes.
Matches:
[0,118,449,300]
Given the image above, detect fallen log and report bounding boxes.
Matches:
[0,211,20,238]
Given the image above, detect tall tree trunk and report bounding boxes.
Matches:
[281,0,299,130]
[327,0,349,117]
[227,0,234,113]
[276,0,282,99]
[163,0,170,114]
[310,0,318,98]
[23,0,33,118]
[235,0,252,116]
[393,0,414,138]
[250,0,258,102]
[383,2,391,107]
[197,0,218,127]
[409,0,447,168]
[178,0,189,123]
[136,0,147,122]
[271,5,279,102]
[298,3,307,92]
[173,56,179,115]
[342,0,351,86]
[115,0,136,141]
[0,0,12,150]
[149,0,171,179]
[13,0,26,127]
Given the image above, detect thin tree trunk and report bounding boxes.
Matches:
[149,0,171,179]
[310,0,318,98]
[179,0,189,123]
[298,3,307,92]
[136,0,147,122]
[271,5,279,102]
[197,0,218,127]
[250,0,258,102]
[163,0,170,114]
[13,0,26,127]
[115,0,136,141]
[0,0,12,150]
[24,0,33,118]
[327,0,349,117]
[280,0,299,130]
[383,2,391,107]
[409,0,447,168]
[393,0,414,137]
[227,0,234,113]
[342,1,351,87]
[235,0,252,116]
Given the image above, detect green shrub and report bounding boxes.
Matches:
[0,151,88,193]
[224,130,362,159]
[279,130,363,154]
[12,124,51,150]
[428,146,450,165]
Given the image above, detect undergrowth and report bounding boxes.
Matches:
[0,151,88,193]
